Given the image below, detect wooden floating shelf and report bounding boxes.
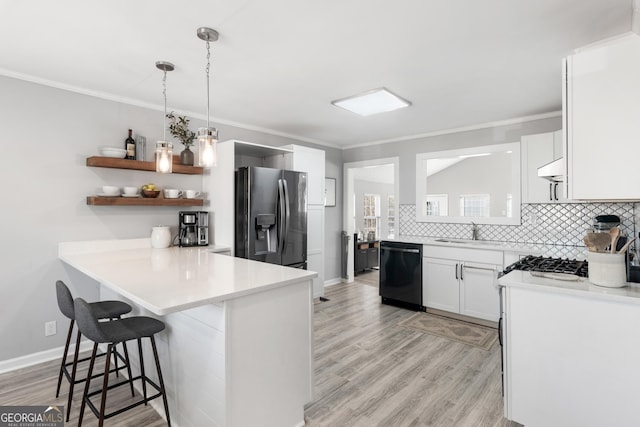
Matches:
[86,156,204,175]
[87,196,204,207]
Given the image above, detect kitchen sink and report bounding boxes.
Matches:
[434,238,502,246]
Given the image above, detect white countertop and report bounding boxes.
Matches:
[59,239,317,315]
[498,269,640,305]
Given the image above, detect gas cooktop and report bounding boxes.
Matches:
[503,255,588,278]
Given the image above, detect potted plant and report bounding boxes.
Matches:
[167,112,197,165]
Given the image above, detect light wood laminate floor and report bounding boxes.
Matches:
[0,275,517,426]
[305,276,519,427]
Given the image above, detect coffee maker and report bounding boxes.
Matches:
[179,211,209,247]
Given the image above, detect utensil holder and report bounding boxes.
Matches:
[588,252,627,288]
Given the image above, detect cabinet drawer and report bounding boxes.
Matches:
[423,245,503,265]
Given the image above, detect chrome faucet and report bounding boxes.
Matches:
[471,222,479,240]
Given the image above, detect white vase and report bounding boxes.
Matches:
[151,226,171,249]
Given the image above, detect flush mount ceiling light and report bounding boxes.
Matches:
[196,26,219,167]
[331,87,411,116]
[155,61,174,174]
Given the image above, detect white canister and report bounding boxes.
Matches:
[151,226,171,249]
[588,252,627,288]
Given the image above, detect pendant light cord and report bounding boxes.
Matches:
[205,40,211,130]
[162,69,168,141]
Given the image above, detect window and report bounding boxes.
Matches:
[387,195,395,238]
[459,194,490,217]
[426,194,448,216]
[363,193,380,238]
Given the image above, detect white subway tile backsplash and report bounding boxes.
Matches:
[399,203,636,247]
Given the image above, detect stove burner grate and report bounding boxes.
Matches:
[503,255,588,277]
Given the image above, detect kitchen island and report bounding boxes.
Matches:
[59,238,317,427]
[498,271,640,427]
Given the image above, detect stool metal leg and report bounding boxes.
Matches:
[121,341,135,397]
[97,343,112,427]
[66,329,82,422]
[56,320,74,398]
[137,338,147,404]
[78,342,98,427]
[151,336,171,427]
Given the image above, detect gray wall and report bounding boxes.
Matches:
[0,75,342,362]
[342,116,563,205]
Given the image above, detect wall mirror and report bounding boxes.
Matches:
[415,142,521,225]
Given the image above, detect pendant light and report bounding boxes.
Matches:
[196,27,219,167]
[155,61,174,173]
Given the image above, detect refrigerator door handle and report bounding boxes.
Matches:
[282,178,291,253]
[277,179,286,254]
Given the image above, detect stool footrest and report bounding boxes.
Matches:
[84,375,164,421]
[62,350,128,384]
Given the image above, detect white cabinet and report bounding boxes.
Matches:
[502,285,640,426]
[423,258,459,313]
[565,32,640,200]
[521,130,564,203]
[423,245,502,322]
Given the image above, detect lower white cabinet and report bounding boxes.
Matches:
[423,245,502,322]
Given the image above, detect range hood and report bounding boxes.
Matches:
[537,158,564,182]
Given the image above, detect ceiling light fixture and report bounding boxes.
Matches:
[331,87,411,117]
[196,27,219,167]
[155,61,174,173]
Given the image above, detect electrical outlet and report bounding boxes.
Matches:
[45,321,56,337]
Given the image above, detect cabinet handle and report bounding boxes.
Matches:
[460,263,464,280]
[463,265,497,272]
[455,263,459,280]
[554,183,558,201]
[549,182,553,201]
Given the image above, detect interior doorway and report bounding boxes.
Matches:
[343,157,399,283]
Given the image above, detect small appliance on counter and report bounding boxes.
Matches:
[178,211,209,247]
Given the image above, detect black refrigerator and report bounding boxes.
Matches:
[235,166,307,268]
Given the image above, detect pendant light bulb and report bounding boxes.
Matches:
[197,27,219,167]
[155,61,175,173]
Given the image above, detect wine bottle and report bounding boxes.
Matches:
[125,129,136,160]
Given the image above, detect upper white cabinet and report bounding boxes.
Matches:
[521,130,564,203]
[565,32,640,200]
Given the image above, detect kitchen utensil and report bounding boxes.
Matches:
[593,214,621,231]
[583,236,596,252]
[609,227,621,254]
[164,189,183,199]
[123,186,138,196]
[98,146,127,158]
[585,232,611,253]
[151,226,171,249]
[102,185,120,196]
[617,237,636,254]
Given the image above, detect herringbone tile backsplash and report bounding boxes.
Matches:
[399,203,637,246]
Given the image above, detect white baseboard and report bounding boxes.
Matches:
[0,341,94,375]
[323,277,343,287]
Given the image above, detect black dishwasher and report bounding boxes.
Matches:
[379,241,424,311]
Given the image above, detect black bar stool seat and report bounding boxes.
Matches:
[55,280,133,422]
[74,297,171,427]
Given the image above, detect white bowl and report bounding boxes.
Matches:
[99,146,127,158]
[102,185,120,196]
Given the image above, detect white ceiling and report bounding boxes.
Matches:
[0,0,633,148]
[353,164,395,184]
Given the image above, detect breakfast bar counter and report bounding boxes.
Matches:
[59,238,316,427]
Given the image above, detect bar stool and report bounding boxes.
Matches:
[55,280,133,422]
[74,297,171,427]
